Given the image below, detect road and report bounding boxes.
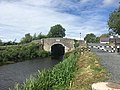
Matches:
[91,48,120,83]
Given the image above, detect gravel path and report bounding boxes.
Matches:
[91,48,120,83]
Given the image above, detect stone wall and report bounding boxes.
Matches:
[42,38,75,52]
[32,38,86,52]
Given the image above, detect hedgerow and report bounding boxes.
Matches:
[0,43,49,65]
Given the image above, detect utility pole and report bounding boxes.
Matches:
[80,33,81,47]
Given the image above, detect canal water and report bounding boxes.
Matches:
[0,58,62,90]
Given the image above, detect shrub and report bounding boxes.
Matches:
[0,43,49,64]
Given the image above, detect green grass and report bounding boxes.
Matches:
[69,51,109,90]
[0,43,49,65]
[11,48,107,90]
[11,51,80,90]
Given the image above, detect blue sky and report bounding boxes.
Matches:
[0,0,119,42]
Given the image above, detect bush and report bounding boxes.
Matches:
[37,51,50,58]
[0,43,49,64]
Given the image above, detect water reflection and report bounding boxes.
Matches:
[51,55,64,61]
[0,57,63,90]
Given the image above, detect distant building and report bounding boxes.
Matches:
[109,38,116,44]
[100,38,120,44]
[100,37,120,53]
[115,38,120,45]
[115,38,120,53]
[100,38,109,44]
[109,38,120,44]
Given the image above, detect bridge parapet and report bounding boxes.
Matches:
[42,38,75,52]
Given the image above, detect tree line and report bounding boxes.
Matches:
[108,7,120,35]
[84,33,109,43]
[85,6,120,43]
[0,24,66,45]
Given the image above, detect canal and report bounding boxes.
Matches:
[0,58,62,90]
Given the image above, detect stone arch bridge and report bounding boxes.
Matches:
[33,38,75,53]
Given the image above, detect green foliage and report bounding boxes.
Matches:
[84,33,97,43]
[33,33,48,40]
[0,40,18,46]
[33,33,37,40]
[96,37,100,43]
[37,33,48,39]
[12,51,80,90]
[100,33,109,38]
[108,7,120,35]
[70,52,108,90]
[20,33,33,44]
[0,39,2,46]
[47,24,66,38]
[36,50,50,58]
[74,40,80,48]
[0,43,49,65]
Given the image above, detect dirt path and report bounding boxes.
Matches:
[91,48,120,83]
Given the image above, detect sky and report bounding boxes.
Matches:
[0,0,119,42]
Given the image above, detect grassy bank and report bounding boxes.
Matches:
[69,51,108,90]
[11,50,80,90]
[10,48,108,90]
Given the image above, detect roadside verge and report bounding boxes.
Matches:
[69,51,109,90]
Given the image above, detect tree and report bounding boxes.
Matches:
[0,39,2,46]
[47,24,66,38]
[74,39,80,48]
[33,33,37,40]
[100,33,109,38]
[96,37,100,43]
[84,33,97,43]
[108,7,120,35]
[37,33,47,39]
[20,33,33,44]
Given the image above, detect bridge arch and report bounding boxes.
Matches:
[51,44,65,58]
[39,38,75,53]
[51,42,69,53]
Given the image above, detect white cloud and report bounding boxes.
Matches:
[80,0,91,3]
[22,0,53,8]
[103,0,113,5]
[0,0,82,41]
[102,0,119,7]
[0,0,118,42]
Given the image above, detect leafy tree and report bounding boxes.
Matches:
[108,7,120,35]
[37,33,47,39]
[47,24,66,38]
[20,33,33,44]
[32,33,48,40]
[0,39,2,46]
[5,41,13,45]
[84,33,97,43]
[96,37,100,43]
[74,40,79,48]
[2,41,18,46]
[100,33,109,38]
[33,33,37,40]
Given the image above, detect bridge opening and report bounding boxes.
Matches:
[51,44,65,59]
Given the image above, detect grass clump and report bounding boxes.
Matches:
[69,51,108,90]
[11,51,80,90]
